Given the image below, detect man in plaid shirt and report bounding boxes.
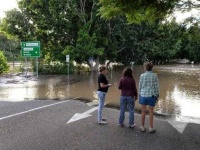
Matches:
[139,61,159,133]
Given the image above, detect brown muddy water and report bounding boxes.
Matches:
[0,64,200,123]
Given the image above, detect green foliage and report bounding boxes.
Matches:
[1,0,107,67]
[36,61,74,75]
[0,32,20,61]
[114,21,183,65]
[182,23,200,63]
[0,51,9,74]
[1,9,34,40]
[69,24,104,64]
[0,0,200,70]
[98,0,179,24]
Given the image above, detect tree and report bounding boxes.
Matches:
[0,32,20,61]
[182,23,200,63]
[63,22,104,69]
[1,0,108,70]
[0,32,7,51]
[0,51,9,74]
[62,0,106,70]
[98,0,180,24]
[1,9,35,41]
[1,0,199,69]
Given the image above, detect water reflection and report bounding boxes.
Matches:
[153,65,200,123]
[173,85,200,118]
[0,65,200,122]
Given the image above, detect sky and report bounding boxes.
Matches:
[0,0,18,18]
[174,9,199,22]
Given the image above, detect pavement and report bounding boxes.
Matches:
[0,99,199,150]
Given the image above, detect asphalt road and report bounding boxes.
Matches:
[0,99,199,150]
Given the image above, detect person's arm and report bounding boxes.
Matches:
[153,75,159,103]
[118,78,122,90]
[100,83,112,88]
[133,78,138,100]
[139,75,142,94]
[154,75,159,97]
[99,75,112,88]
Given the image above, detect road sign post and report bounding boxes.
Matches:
[66,55,70,63]
[66,55,70,79]
[21,41,40,57]
[21,41,40,78]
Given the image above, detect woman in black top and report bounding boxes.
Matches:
[97,65,112,125]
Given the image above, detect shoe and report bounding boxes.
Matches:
[102,118,107,121]
[98,121,108,125]
[118,124,124,127]
[149,128,156,133]
[129,124,136,129]
[140,126,146,132]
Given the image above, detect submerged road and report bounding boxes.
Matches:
[0,99,199,150]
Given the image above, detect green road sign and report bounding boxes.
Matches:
[21,41,40,57]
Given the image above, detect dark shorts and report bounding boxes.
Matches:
[139,95,156,107]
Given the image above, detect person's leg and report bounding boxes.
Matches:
[147,96,156,128]
[119,96,126,125]
[139,104,147,131]
[147,96,156,133]
[139,96,147,131]
[149,106,154,128]
[141,105,146,127]
[127,96,135,126]
[97,91,105,123]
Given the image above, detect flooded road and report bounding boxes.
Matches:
[0,64,200,123]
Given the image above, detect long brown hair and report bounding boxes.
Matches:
[123,67,133,78]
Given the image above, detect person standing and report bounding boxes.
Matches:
[97,65,112,125]
[139,61,159,133]
[118,67,138,128]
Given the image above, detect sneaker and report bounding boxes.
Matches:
[140,126,146,132]
[149,128,156,133]
[98,121,108,125]
[129,124,136,129]
[118,124,124,127]
[102,118,107,121]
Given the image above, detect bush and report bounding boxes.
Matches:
[4,51,21,61]
[0,51,9,74]
[33,61,75,75]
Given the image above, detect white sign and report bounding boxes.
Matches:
[23,48,33,51]
[26,43,39,46]
[66,55,70,62]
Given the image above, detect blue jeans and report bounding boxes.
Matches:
[119,96,135,126]
[97,91,106,122]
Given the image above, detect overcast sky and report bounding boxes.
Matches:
[0,0,18,18]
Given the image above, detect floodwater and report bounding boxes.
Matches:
[0,64,200,123]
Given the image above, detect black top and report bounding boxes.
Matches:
[98,74,109,93]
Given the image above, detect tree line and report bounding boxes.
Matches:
[0,0,199,73]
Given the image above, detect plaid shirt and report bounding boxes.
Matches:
[139,71,159,97]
